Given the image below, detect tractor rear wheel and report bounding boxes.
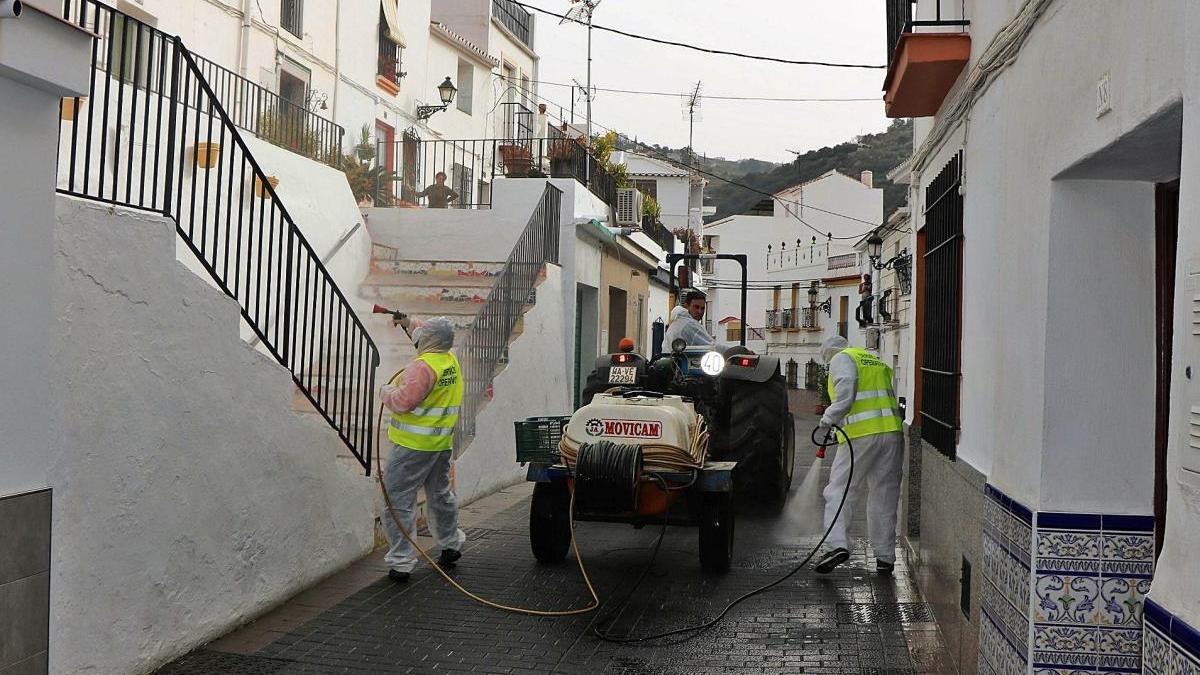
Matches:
[699,491,734,574]
[530,481,572,563]
[725,374,791,512]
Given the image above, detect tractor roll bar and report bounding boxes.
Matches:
[667,253,747,347]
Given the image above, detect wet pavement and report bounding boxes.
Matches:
[158,393,953,674]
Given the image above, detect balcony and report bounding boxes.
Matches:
[828,253,858,272]
[493,0,533,49]
[801,307,820,330]
[766,308,798,332]
[882,0,970,118]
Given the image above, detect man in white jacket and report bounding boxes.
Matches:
[663,289,714,348]
[812,335,905,575]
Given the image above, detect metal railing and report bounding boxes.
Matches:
[58,0,379,473]
[885,0,970,67]
[642,218,675,253]
[377,136,618,209]
[501,102,534,141]
[455,184,561,445]
[492,0,532,48]
[801,307,819,329]
[766,308,798,331]
[193,54,344,168]
[828,253,858,271]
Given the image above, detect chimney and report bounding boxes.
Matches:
[860,170,874,188]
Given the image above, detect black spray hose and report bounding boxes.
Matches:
[592,424,853,645]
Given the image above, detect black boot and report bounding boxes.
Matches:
[388,569,411,583]
[437,548,462,568]
[814,548,850,574]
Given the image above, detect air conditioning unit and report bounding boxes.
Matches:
[616,187,644,226]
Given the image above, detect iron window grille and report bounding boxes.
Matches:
[492,0,532,48]
[377,10,404,85]
[920,151,964,457]
[281,0,303,38]
[885,0,970,67]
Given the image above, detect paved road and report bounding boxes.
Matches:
[160,395,951,674]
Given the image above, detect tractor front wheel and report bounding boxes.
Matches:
[530,481,572,563]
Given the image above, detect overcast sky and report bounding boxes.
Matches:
[523,1,891,164]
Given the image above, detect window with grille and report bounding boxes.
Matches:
[632,179,658,201]
[281,0,303,38]
[377,10,404,85]
[920,151,964,457]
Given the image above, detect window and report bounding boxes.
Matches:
[107,13,159,91]
[281,0,303,38]
[632,179,658,201]
[376,121,396,202]
[919,151,964,457]
[456,59,474,114]
[726,321,743,342]
[377,11,404,85]
[452,162,472,207]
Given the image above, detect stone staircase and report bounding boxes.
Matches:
[293,244,542,470]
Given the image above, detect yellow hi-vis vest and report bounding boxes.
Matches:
[827,347,904,440]
[388,351,464,451]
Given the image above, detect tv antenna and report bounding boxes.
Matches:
[561,1,601,143]
[682,81,702,160]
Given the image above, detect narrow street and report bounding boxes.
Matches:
[159,394,951,674]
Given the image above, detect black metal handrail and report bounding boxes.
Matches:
[885,0,970,66]
[455,184,562,446]
[641,218,674,253]
[500,101,534,141]
[492,0,532,48]
[377,136,618,209]
[192,54,344,169]
[58,0,379,473]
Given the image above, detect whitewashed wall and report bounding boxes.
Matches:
[49,197,375,675]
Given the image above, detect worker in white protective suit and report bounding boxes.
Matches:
[813,335,905,575]
[379,316,467,583]
[663,289,715,348]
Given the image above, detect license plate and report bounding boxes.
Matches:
[608,366,637,384]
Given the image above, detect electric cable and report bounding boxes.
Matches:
[510,1,886,69]
[497,75,878,103]
[591,425,853,644]
[491,74,891,237]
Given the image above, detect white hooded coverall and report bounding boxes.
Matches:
[662,305,714,348]
[819,335,905,564]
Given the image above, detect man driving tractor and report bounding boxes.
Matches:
[663,289,714,348]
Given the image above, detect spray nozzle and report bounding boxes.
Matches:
[372,304,407,322]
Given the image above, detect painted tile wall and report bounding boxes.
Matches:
[980,484,1033,674]
[1144,599,1200,675]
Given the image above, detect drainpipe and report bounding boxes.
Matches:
[331,0,341,123]
[237,0,253,78]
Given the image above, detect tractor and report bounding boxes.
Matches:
[579,254,796,510]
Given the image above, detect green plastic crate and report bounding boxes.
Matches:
[515,416,571,464]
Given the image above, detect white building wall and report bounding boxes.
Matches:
[49,198,374,675]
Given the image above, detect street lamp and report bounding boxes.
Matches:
[866,228,912,272]
[416,77,458,121]
[808,280,831,317]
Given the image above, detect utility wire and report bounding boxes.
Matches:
[496,77,889,239]
[511,1,886,69]
[499,75,878,103]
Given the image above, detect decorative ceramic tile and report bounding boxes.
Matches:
[1098,577,1148,627]
[1037,530,1101,561]
[1035,574,1101,625]
[1097,626,1143,656]
[981,608,1028,675]
[1100,533,1155,576]
[1034,623,1097,653]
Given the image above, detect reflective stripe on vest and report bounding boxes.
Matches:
[389,351,465,451]
[827,348,903,440]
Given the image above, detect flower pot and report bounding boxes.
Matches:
[61,97,84,121]
[254,175,280,199]
[194,142,221,169]
[498,144,532,177]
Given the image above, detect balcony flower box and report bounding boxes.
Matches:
[61,97,84,121]
[254,175,280,199]
[883,32,971,118]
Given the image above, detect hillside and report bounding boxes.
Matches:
[704,120,913,222]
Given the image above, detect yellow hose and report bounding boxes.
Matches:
[375,397,601,616]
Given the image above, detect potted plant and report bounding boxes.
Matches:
[498,143,532,177]
[195,142,221,169]
[254,174,281,199]
[814,364,831,415]
[547,138,578,178]
[61,97,84,122]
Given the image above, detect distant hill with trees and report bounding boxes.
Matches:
[617,120,913,224]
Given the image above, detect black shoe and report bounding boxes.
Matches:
[388,569,411,583]
[437,548,462,567]
[814,548,850,574]
[876,560,895,575]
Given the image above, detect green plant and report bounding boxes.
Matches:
[642,193,661,220]
[341,126,395,205]
[672,226,700,254]
[590,131,631,187]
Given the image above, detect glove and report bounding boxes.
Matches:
[815,421,832,445]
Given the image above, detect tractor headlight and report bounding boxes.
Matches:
[699,351,725,376]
